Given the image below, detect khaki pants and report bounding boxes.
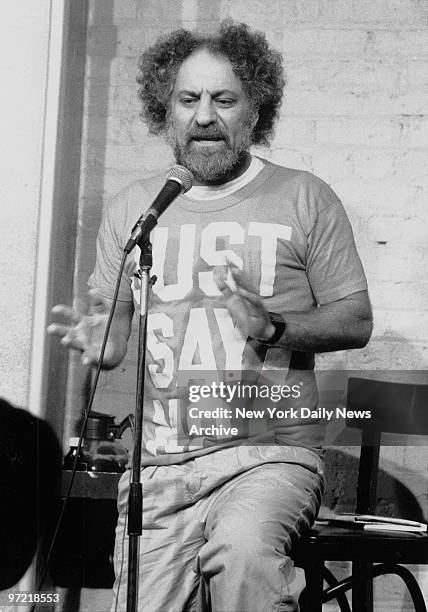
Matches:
[112,445,324,612]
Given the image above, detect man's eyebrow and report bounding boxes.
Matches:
[175,89,237,97]
[176,89,199,96]
[211,89,237,97]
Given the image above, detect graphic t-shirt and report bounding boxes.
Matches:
[89,160,368,464]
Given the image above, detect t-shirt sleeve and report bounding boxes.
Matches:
[306,200,368,305]
[88,192,134,302]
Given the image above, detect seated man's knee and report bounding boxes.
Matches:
[203,517,290,572]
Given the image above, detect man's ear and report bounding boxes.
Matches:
[247,106,259,140]
[250,107,259,130]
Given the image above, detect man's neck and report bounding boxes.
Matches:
[192,152,252,186]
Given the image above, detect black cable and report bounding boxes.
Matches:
[33,250,129,606]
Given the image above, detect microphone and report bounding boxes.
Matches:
[124,165,193,253]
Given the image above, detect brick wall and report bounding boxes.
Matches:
[69,1,428,608]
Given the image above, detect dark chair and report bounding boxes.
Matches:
[292,377,428,612]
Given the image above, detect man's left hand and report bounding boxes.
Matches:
[214,262,275,341]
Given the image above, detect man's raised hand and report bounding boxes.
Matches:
[47,289,113,366]
[214,262,275,342]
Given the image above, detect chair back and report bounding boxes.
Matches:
[344,378,428,514]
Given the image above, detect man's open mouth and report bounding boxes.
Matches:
[191,136,224,141]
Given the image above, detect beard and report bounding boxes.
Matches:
[165,113,256,184]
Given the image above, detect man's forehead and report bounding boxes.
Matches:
[172,48,245,96]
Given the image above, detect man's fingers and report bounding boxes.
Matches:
[51,304,81,324]
[48,321,89,353]
[48,301,106,364]
[214,265,240,295]
[215,266,263,312]
[47,323,72,338]
[60,335,86,351]
[236,287,263,308]
[215,277,233,297]
[214,263,270,339]
[227,262,258,294]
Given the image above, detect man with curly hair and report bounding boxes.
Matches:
[50,20,372,612]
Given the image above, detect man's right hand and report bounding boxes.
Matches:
[47,289,133,368]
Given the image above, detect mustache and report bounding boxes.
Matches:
[188,127,227,142]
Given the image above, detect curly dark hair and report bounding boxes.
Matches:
[136,20,285,146]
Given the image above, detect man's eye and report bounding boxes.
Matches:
[180,98,197,106]
[216,99,234,106]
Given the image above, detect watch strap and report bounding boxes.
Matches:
[258,312,286,346]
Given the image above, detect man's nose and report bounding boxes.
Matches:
[194,96,216,126]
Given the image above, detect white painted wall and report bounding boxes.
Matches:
[0,1,53,408]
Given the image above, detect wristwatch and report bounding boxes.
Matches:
[257,312,286,346]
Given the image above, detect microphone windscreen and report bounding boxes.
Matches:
[165,165,193,193]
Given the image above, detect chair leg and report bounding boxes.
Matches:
[322,566,351,612]
[299,561,324,612]
[352,561,373,612]
[322,562,428,612]
[371,564,427,612]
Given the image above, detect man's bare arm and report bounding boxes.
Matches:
[215,264,372,352]
[272,290,372,352]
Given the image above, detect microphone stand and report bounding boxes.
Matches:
[127,238,156,612]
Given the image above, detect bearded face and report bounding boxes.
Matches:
[167,49,258,185]
[166,110,256,184]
